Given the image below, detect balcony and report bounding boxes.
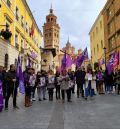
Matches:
[15,43,19,50]
[7,0,11,8]
[0,29,12,41]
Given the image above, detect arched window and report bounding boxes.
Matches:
[51,18,53,21]
[4,54,9,69]
[47,18,50,22]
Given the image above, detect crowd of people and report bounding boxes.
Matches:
[0,64,120,111]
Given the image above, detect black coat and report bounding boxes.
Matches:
[6,70,19,88]
[75,70,86,84]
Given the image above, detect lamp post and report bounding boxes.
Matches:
[103,47,107,70]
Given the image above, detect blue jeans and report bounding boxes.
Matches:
[85,81,94,97]
[106,85,113,93]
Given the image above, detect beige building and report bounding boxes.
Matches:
[43,7,60,70]
[102,0,120,69]
[89,12,105,70]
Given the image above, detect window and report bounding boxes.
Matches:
[107,8,112,19]
[5,17,11,31]
[26,22,28,33]
[15,34,19,50]
[4,54,9,69]
[108,36,115,50]
[51,18,53,21]
[100,21,102,28]
[6,0,12,8]
[45,34,48,37]
[96,27,98,34]
[108,22,112,34]
[90,36,92,42]
[21,39,24,53]
[101,40,103,49]
[97,44,99,52]
[93,32,95,38]
[94,48,95,54]
[49,33,51,37]
[21,16,24,28]
[47,18,50,22]
[16,6,19,21]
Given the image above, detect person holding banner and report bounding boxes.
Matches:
[60,70,71,103]
[47,70,55,101]
[23,67,31,107]
[36,71,47,101]
[55,71,61,100]
[5,64,19,110]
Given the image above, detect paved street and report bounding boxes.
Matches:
[0,93,120,129]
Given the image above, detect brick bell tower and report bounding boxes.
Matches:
[43,5,60,53]
[43,6,60,69]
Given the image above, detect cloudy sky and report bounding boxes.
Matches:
[26,0,107,54]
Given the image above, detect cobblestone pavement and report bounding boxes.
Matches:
[0,93,120,129]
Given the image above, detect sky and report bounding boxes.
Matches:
[26,0,107,54]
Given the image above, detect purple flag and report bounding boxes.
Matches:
[0,80,3,112]
[66,55,73,68]
[107,53,115,75]
[76,47,88,68]
[61,51,67,70]
[17,56,25,94]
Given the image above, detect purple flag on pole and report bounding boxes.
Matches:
[0,80,3,112]
[107,53,115,75]
[16,56,25,94]
[113,52,119,68]
[76,47,88,68]
[66,55,73,68]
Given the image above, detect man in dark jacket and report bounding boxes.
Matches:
[5,64,19,110]
[75,67,86,98]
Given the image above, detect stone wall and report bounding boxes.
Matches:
[0,38,19,70]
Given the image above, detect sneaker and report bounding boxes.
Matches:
[43,98,47,100]
[32,98,36,101]
[68,100,72,102]
[39,98,42,101]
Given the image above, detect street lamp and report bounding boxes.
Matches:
[103,47,107,70]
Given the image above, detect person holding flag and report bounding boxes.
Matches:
[5,64,19,110]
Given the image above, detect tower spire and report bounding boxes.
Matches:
[50,3,53,14]
[68,36,69,43]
